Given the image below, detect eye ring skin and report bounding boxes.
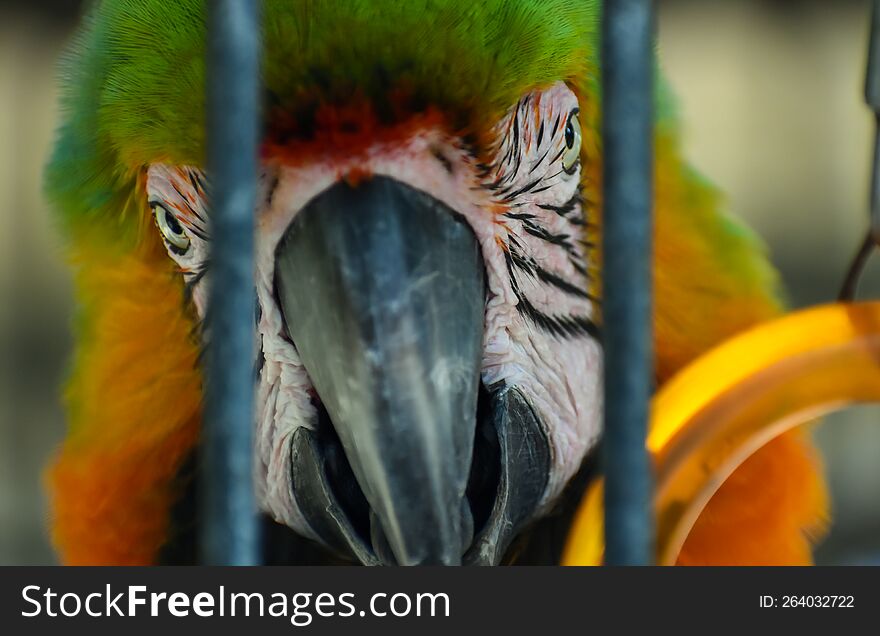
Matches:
[151,201,191,254]
[562,108,582,176]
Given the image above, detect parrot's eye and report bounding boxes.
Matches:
[562,108,581,174]
[152,202,191,254]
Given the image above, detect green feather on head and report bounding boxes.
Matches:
[47,0,600,246]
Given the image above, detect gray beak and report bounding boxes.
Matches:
[275,176,550,566]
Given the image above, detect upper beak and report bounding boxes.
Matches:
[275,176,550,565]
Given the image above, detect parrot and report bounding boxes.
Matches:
[44,0,828,566]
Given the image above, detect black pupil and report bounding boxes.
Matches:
[565,117,575,148]
[164,209,183,235]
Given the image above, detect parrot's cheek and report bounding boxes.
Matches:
[273,176,551,565]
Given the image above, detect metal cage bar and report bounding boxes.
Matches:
[601,0,656,566]
[842,1,880,300]
[201,0,261,566]
[866,1,880,245]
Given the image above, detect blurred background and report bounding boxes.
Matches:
[1,0,878,564]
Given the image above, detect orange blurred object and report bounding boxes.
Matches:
[563,302,880,566]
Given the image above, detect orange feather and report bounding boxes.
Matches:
[47,227,202,565]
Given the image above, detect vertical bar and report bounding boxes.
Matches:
[841,0,880,300]
[866,0,880,245]
[202,0,261,566]
[601,0,655,566]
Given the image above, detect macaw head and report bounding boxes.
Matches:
[48,0,604,565]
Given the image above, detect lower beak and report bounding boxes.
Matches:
[275,176,549,565]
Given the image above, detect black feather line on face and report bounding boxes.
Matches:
[569,258,590,279]
[503,249,599,341]
[167,181,210,241]
[266,171,281,210]
[511,142,523,179]
[498,110,517,171]
[430,146,455,174]
[183,261,210,306]
[529,184,555,195]
[187,169,201,194]
[508,105,521,168]
[519,293,600,340]
[508,245,598,302]
[185,224,210,242]
[475,162,493,180]
[550,191,582,214]
[170,182,196,215]
[500,175,545,202]
[187,168,209,200]
[504,212,537,221]
[528,144,553,176]
[520,220,578,256]
[537,189,583,217]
